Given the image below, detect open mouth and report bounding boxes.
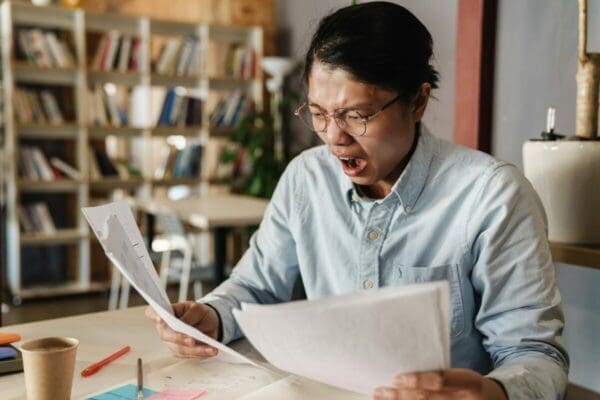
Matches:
[338,156,367,176]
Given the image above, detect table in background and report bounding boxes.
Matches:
[0,307,367,399]
[135,194,269,286]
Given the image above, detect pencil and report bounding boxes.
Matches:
[137,358,144,400]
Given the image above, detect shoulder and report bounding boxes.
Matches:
[424,132,523,190]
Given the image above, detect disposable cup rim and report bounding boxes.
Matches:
[20,336,79,354]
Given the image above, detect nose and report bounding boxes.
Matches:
[323,118,354,146]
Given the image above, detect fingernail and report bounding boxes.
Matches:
[373,387,396,400]
[394,374,416,386]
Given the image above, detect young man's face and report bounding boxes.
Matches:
[307,62,429,199]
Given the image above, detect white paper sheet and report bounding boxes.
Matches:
[82,201,256,366]
[233,282,450,395]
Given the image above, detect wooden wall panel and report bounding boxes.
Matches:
[453,0,497,152]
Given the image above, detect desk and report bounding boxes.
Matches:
[0,307,367,399]
[135,194,269,286]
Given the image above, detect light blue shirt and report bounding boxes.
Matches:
[202,128,569,399]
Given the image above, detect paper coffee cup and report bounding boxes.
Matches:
[20,337,79,400]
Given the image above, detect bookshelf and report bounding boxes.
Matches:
[0,1,262,303]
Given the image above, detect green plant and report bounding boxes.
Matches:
[221,94,299,199]
[221,111,281,198]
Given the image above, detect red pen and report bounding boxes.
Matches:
[81,345,131,377]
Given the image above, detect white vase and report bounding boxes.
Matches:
[523,140,600,244]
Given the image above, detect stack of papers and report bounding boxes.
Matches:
[83,201,450,395]
[234,282,449,395]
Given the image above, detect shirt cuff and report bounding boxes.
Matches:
[486,356,568,400]
[197,296,241,344]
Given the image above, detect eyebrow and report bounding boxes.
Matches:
[307,100,374,111]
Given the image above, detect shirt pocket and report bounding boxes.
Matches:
[397,263,465,338]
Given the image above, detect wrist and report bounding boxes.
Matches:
[483,377,509,400]
[204,303,224,342]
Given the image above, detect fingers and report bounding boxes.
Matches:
[154,318,218,358]
[375,369,485,400]
[395,372,444,391]
[149,302,220,358]
[373,386,398,400]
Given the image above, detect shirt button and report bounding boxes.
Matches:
[363,279,374,289]
[405,205,412,213]
[352,193,360,202]
[368,230,379,240]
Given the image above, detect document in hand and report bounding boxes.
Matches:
[82,201,256,366]
[233,282,450,395]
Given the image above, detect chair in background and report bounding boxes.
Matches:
[152,209,213,303]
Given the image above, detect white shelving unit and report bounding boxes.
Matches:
[0,1,263,303]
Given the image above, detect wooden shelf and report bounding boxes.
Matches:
[14,62,78,85]
[151,125,205,137]
[18,179,82,192]
[89,125,144,138]
[20,229,87,245]
[16,281,110,302]
[87,70,143,86]
[150,73,202,87]
[209,77,258,90]
[18,123,80,139]
[210,126,235,137]
[151,177,202,186]
[549,242,600,270]
[90,178,145,189]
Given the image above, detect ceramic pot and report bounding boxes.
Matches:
[523,140,600,244]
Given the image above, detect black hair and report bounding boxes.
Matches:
[304,1,439,102]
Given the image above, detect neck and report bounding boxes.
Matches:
[359,123,421,199]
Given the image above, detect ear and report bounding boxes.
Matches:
[411,83,431,122]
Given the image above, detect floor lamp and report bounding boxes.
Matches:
[261,57,296,163]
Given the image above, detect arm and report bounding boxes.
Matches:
[468,164,569,400]
[199,157,304,344]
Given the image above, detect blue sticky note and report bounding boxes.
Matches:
[0,346,18,360]
[87,384,157,400]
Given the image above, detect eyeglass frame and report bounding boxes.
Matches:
[293,93,403,137]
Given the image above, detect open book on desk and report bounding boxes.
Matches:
[83,201,450,396]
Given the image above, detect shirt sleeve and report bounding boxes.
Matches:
[468,163,569,400]
[198,156,304,344]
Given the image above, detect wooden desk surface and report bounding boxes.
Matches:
[0,307,366,400]
[135,194,269,229]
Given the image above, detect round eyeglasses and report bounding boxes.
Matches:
[293,94,401,137]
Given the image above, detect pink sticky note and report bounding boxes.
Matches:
[148,389,206,400]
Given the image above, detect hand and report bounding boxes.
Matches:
[373,368,507,400]
[145,301,221,358]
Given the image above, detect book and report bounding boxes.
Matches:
[117,35,132,72]
[18,205,35,233]
[40,90,64,125]
[94,149,119,177]
[33,203,57,233]
[102,30,121,71]
[30,147,54,181]
[0,345,23,375]
[50,157,80,179]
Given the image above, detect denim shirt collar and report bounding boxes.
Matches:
[343,124,434,209]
